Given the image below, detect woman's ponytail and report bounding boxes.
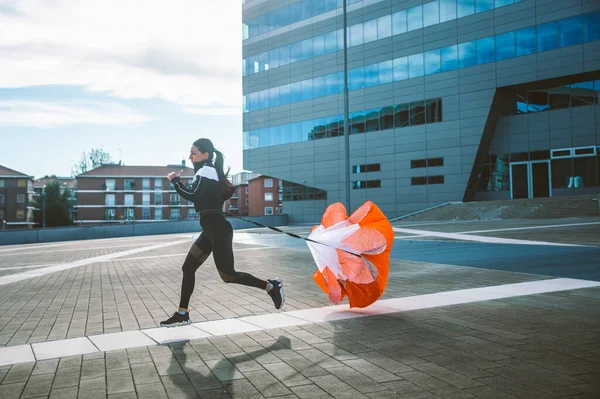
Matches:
[213,149,234,201]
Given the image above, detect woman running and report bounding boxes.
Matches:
[160,138,284,327]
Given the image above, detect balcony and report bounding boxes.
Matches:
[169,201,181,206]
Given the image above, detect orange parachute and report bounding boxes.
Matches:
[307,201,394,308]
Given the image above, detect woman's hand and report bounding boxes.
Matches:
[167,170,183,181]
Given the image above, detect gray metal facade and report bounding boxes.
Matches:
[242,0,600,223]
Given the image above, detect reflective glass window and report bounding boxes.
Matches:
[393,57,408,81]
[408,53,424,78]
[426,99,443,123]
[301,120,314,141]
[559,16,582,47]
[290,82,302,102]
[259,89,269,109]
[407,6,423,31]
[269,87,279,108]
[410,101,426,125]
[350,111,366,133]
[290,42,302,62]
[325,73,342,95]
[516,27,536,56]
[268,49,279,69]
[349,67,365,90]
[585,11,600,42]
[476,37,495,64]
[495,31,515,61]
[392,10,407,35]
[364,64,379,88]
[495,0,513,6]
[379,60,393,84]
[423,2,440,27]
[537,21,558,51]
[364,19,378,43]
[394,103,410,127]
[424,49,441,75]
[269,126,281,146]
[259,127,269,147]
[314,76,326,98]
[249,130,259,149]
[279,46,290,65]
[350,23,363,46]
[313,35,325,56]
[457,0,474,18]
[280,84,291,105]
[249,92,258,111]
[441,44,458,71]
[440,0,457,23]
[380,106,394,130]
[475,0,493,13]
[365,109,379,132]
[301,38,313,59]
[378,15,392,39]
[301,79,313,101]
[259,52,268,71]
[324,31,338,53]
[290,122,303,143]
[458,41,476,68]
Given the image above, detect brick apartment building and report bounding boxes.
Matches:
[75,163,197,224]
[224,183,249,216]
[0,165,36,229]
[247,175,282,216]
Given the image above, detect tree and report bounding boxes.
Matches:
[33,181,73,228]
[71,148,114,176]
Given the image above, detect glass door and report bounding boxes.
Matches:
[510,163,529,199]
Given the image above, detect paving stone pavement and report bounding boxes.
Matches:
[0,225,599,398]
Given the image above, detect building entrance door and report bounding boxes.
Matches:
[510,161,552,199]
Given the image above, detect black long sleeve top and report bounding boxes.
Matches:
[170,161,223,212]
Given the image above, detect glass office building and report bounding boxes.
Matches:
[243,0,600,222]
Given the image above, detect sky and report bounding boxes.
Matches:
[0,0,244,179]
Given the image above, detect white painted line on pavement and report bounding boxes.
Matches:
[2,277,598,367]
[0,239,190,286]
[392,227,585,246]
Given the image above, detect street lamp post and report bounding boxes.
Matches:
[42,184,46,228]
[343,0,351,213]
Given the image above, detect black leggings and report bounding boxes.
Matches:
[178,214,267,309]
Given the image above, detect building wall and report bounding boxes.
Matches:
[0,177,34,228]
[76,176,197,223]
[248,177,281,216]
[242,0,600,222]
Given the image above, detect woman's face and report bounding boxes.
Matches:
[189,146,209,163]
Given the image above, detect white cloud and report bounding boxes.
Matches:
[0,100,153,128]
[0,0,242,115]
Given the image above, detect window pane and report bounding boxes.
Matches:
[378,15,392,39]
[259,52,268,71]
[302,120,314,141]
[537,22,558,52]
[476,36,495,64]
[457,0,474,18]
[280,84,291,105]
[495,0,513,6]
[259,89,269,109]
[423,1,440,27]
[269,87,279,107]
[290,42,302,62]
[279,123,291,144]
[269,126,281,146]
[495,31,515,61]
[585,11,600,42]
[301,38,313,59]
[350,111,366,133]
[424,49,441,75]
[407,6,423,31]
[475,0,493,13]
[314,76,325,98]
[325,73,342,95]
[380,106,394,130]
[301,79,313,101]
[259,128,269,147]
[324,31,337,53]
[249,130,259,148]
[426,99,443,123]
[410,101,426,125]
[279,45,290,65]
[392,10,407,35]
[349,67,365,90]
[313,34,325,56]
[441,44,458,71]
[290,122,302,143]
[364,64,379,87]
[560,16,582,47]
[394,103,410,127]
[291,82,302,102]
[458,41,476,68]
[364,19,378,43]
[379,60,393,84]
[393,57,408,81]
[268,49,279,69]
[365,109,379,132]
[408,53,424,78]
[350,23,363,46]
[440,0,457,22]
[516,27,536,56]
